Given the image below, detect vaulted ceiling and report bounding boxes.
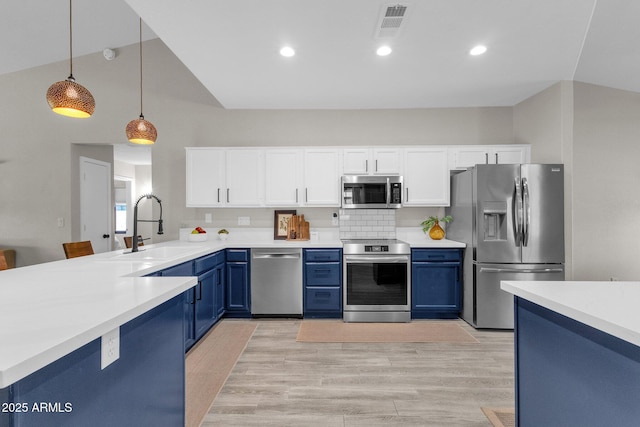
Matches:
[4,0,640,110]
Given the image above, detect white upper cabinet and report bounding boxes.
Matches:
[224,149,264,206]
[187,144,529,208]
[265,149,302,206]
[186,148,264,208]
[303,148,342,206]
[186,148,225,207]
[403,147,450,206]
[342,147,401,175]
[449,145,531,170]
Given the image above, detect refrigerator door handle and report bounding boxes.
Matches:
[479,267,564,274]
[514,177,523,245]
[522,177,530,246]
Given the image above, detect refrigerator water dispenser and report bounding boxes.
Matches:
[482,202,507,241]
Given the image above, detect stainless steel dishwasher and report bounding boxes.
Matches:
[250,248,303,317]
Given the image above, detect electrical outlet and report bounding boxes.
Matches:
[205,213,212,223]
[57,217,64,228]
[238,216,250,226]
[101,327,120,369]
[332,212,339,226]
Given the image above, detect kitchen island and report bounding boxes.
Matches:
[0,233,343,426]
[501,280,640,427]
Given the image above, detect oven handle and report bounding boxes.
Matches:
[344,255,409,263]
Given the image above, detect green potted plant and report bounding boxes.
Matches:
[421,215,452,240]
[217,228,229,240]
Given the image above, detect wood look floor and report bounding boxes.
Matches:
[199,319,514,427]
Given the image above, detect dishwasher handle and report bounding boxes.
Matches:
[253,252,301,260]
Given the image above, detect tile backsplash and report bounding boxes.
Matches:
[339,209,396,239]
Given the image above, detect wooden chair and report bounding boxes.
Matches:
[0,249,15,270]
[123,236,145,249]
[62,241,94,259]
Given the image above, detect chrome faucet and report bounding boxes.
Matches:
[131,193,163,252]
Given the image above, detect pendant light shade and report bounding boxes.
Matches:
[47,78,95,118]
[127,18,157,145]
[46,0,95,118]
[126,116,157,145]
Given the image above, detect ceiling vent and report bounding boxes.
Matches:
[376,4,409,38]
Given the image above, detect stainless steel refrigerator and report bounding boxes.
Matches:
[446,164,564,329]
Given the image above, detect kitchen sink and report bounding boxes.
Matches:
[100,246,203,261]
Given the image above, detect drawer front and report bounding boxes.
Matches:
[304,249,341,262]
[226,249,249,262]
[305,262,341,286]
[412,249,462,262]
[305,287,341,311]
[194,250,225,274]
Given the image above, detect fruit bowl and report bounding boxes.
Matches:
[188,233,208,242]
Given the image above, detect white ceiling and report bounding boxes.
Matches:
[4,0,640,110]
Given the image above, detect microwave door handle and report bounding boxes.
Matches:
[386,177,391,207]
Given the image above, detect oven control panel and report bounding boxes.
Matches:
[364,245,389,252]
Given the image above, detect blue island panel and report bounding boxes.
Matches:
[515,297,640,427]
[2,294,185,427]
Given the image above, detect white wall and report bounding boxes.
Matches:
[571,82,640,280]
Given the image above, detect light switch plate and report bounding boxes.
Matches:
[101,327,120,369]
[238,216,250,226]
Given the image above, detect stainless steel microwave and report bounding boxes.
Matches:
[341,175,403,209]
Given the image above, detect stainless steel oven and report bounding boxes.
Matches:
[343,240,411,322]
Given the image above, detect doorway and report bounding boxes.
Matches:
[80,157,112,253]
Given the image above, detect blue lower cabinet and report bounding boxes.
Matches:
[411,249,462,319]
[2,295,186,427]
[193,251,226,343]
[195,269,216,341]
[225,249,251,318]
[303,249,342,318]
[154,261,196,350]
[214,261,226,321]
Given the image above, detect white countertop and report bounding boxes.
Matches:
[501,281,640,348]
[0,230,465,388]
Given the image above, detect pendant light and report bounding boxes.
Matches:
[126,18,157,145]
[46,0,95,118]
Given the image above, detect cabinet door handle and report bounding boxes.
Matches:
[305,188,308,203]
[226,188,230,203]
[375,159,378,172]
[485,153,489,164]
[197,281,203,301]
[217,188,220,203]
[365,159,368,173]
[405,188,409,202]
[296,188,298,203]
[495,153,499,163]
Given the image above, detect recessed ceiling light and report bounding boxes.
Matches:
[280,46,295,57]
[470,45,487,56]
[376,46,392,56]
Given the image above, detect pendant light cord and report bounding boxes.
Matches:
[139,18,144,119]
[68,0,74,80]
